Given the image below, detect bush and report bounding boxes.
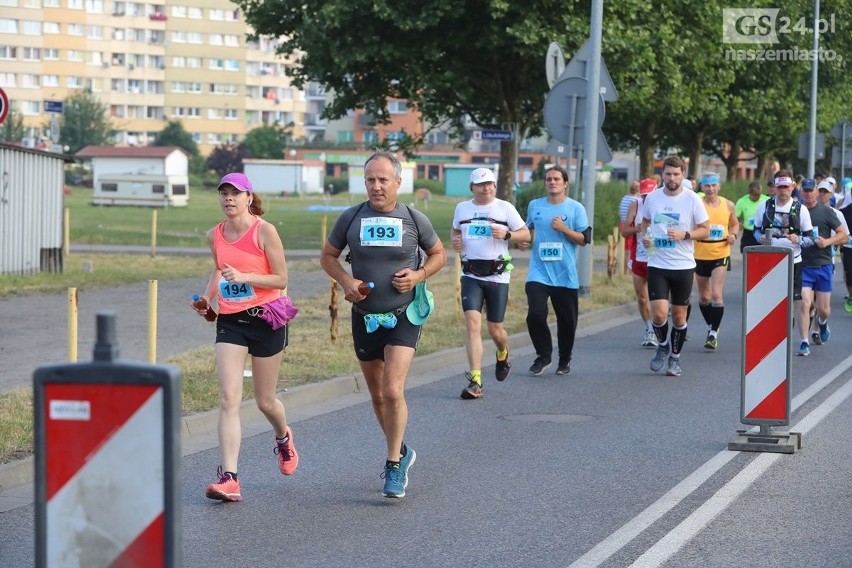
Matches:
[412,178,444,195]
[322,176,349,194]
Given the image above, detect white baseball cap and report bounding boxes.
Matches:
[682,179,693,191]
[470,168,496,184]
[826,176,837,187]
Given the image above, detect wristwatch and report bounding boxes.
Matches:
[684,231,691,240]
[504,231,512,241]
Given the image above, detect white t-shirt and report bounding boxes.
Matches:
[453,198,526,283]
[641,188,709,270]
[753,198,813,263]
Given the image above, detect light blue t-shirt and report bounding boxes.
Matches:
[525,196,589,289]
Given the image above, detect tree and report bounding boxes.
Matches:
[0,107,26,144]
[207,143,250,177]
[57,90,113,154]
[242,123,290,159]
[153,119,199,157]
[238,0,587,201]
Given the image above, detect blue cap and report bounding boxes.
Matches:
[800,177,816,191]
[700,174,720,185]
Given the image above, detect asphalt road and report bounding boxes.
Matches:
[1,259,851,567]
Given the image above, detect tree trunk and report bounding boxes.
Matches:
[723,139,741,181]
[497,139,516,202]
[687,129,705,178]
[638,120,656,178]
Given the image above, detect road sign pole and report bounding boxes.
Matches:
[842,122,847,181]
[565,94,578,187]
[577,0,605,297]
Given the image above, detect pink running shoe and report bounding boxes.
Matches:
[205,466,242,502]
[274,426,299,475]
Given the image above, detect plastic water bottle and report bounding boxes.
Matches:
[358,281,375,295]
[644,228,656,257]
[192,294,217,322]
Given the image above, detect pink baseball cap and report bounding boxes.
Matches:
[217,172,253,193]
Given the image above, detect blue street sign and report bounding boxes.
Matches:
[44,100,64,113]
[481,130,513,141]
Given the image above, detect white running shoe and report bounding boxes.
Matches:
[642,330,658,348]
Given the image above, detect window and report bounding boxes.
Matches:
[171,5,186,18]
[146,107,163,119]
[0,19,19,34]
[85,0,103,13]
[68,0,83,8]
[224,34,239,47]
[67,76,85,88]
[171,30,186,43]
[22,47,40,61]
[388,100,408,114]
[102,183,118,192]
[44,0,59,5]
[0,0,18,7]
[67,50,84,62]
[338,131,354,143]
[112,1,125,15]
[187,7,201,18]
[23,0,42,6]
[44,48,59,60]
[209,34,223,46]
[68,23,84,36]
[152,184,164,194]
[43,21,59,34]
[87,25,103,39]
[22,100,40,115]
[22,20,41,35]
[88,51,103,66]
[22,74,39,87]
[187,32,203,44]
[0,72,15,87]
[110,104,126,118]
[0,45,16,60]
[173,184,187,195]
[209,8,224,20]
[41,75,59,87]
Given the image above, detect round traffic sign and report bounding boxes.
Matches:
[0,87,9,126]
[543,77,606,146]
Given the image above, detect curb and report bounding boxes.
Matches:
[0,301,635,495]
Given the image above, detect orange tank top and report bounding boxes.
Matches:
[213,217,280,314]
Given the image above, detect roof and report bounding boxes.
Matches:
[0,142,74,162]
[75,146,189,159]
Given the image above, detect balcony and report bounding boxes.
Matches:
[149,13,167,21]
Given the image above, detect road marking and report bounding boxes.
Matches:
[569,353,852,568]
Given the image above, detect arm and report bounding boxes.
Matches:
[621,200,640,238]
[503,224,531,244]
[392,238,446,292]
[726,199,740,244]
[451,228,462,254]
[319,241,366,303]
[193,228,223,315]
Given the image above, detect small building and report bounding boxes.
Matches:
[0,143,67,275]
[443,164,499,197]
[75,146,190,207]
[242,159,325,194]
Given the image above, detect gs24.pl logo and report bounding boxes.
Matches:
[722,8,836,44]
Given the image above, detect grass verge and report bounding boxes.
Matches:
[0,261,635,464]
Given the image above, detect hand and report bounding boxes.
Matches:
[392,268,419,293]
[221,263,244,283]
[451,234,462,252]
[788,233,799,245]
[490,224,507,240]
[551,216,566,231]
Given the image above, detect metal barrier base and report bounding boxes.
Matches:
[728,429,803,454]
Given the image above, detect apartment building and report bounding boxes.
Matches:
[0,0,322,155]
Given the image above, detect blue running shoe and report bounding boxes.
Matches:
[819,322,830,343]
[650,344,669,372]
[796,341,810,357]
[399,444,416,488]
[381,462,406,498]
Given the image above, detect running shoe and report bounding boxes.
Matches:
[460,372,483,399]
[399,444,416,488]
[704,332,718,350]
[555,361,571,375]
[274,426,299,475]
[796,341,810,357]
[495,351,512,382]
[810,331,822,346]
[845,296,852,313]
[205,466,242,502]
[819,322,830,343]
[650,344,669,372]
[529,356,551,376]
[381,462,406,498]
[642,330,658,348]
[666,357,682,377]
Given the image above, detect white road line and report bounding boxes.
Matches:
[630,374,852,568]
[569,352,852,568]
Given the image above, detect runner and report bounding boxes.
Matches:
[694,174,739,350]
[621,177,658,347]
[640,156,710,377]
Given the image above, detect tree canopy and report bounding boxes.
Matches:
[242,123,290,159]
[58,90,114,154]
[240,0,852,185]
[153,120,199,157]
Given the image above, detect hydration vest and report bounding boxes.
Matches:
[762,198,802,236]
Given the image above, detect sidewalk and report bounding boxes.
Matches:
[0,302,636,510]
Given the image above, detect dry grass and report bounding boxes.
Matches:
[0,260,636,463]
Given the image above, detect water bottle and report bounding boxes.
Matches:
[357,281,375,295]
[644,228,656,257]
[192,294,217,322]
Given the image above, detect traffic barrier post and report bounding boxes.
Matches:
[34,311,182,567]
[728,246,802,453]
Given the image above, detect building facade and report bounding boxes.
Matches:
[0,0,318,155]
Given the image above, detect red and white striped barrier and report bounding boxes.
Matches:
[741,247,793,425]
[35,312,181,568]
